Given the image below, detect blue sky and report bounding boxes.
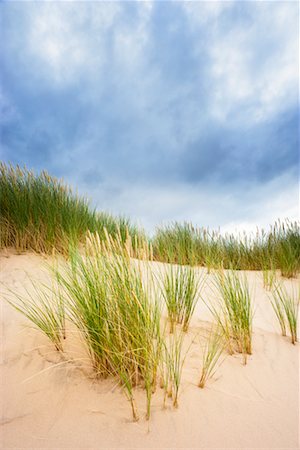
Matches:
[0,1,299,233]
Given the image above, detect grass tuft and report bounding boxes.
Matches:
[270,283,299,344]
[159,265,204,333]
[55,231,161,421]
[161,330,187,409]
[207,270,253,364]
[199,326,224,389]
[5,280,65,352]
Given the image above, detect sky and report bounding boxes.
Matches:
[0,0,299,234]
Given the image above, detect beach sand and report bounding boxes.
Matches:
[0,250,299,449]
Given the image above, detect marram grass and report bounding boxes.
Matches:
[2,163,300,420]
[152,220,300,278]
[4,229,193,421]
[159,264,204,333]
[161,330,187,409]
[199,326,224,389]
[1,163,299,278]
[262,267,277,291]
[0,163,143,255]
[207,270,253,364]
[55,231,163,421]
[6,280,65,352]
[270,283,299,344]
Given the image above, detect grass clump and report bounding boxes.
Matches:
[152,222,200,266]
[269,285,287,338]
[6,281,65,352]
[0,163,143,255]
[159,265,203,333]
[208,270,253,364]
[261,247,277,290]
[262,266,277,291]
[270,283,299,344]
[161,331,187,409]
[272,220,300,278]
[55,230,161,421]
[198,327,224,388]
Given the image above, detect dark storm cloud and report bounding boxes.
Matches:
[181,107,299,185]
[0,1,298,230]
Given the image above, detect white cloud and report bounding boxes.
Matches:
[26,2,120,85]
[209,36,254,121]
[210,29,297,124]
[182,2,298,125]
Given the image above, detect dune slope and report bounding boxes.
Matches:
[0,251,299,449]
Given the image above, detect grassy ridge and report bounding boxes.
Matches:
[1,163,299,277]
[0,163,141,254]
[152,221,300,278]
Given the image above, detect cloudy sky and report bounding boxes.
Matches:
[1,1,299,233]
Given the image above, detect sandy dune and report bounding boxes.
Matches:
[0,250,299,449]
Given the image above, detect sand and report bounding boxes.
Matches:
[0,250,299,449]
